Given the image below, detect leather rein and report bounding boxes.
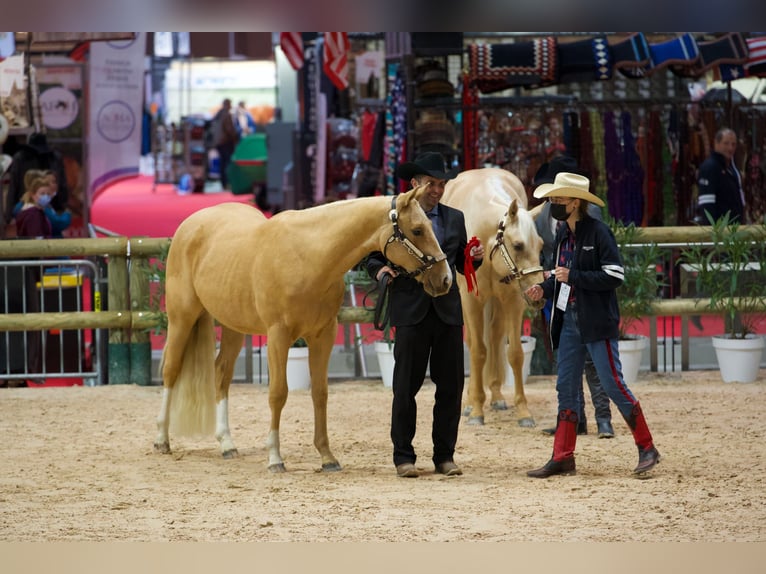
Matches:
[488,218,543,286]
[383,196,446,278]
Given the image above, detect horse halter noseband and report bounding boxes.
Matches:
[489,218,543,285]
[383,196,447,278]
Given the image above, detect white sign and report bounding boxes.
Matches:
[87,34,144,202]
[0,54,25,97]
[40,86,79,129]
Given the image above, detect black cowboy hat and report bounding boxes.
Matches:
[533,155,581,186]
[396,152,459,181]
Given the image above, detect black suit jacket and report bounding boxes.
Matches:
[366,203,477,327]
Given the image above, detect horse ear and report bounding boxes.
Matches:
[506,198,519,220]
[404,184,426,208]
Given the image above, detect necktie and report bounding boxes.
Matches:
[428,211,443,244]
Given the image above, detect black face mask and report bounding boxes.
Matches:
[550,203,571,221]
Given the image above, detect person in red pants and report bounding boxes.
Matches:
[524,172,660,478]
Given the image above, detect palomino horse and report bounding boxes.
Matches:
[442,167,545,426]
[153,186,451,472]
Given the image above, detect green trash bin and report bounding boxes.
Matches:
[227,133,268,195]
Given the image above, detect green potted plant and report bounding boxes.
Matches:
[680,213,766,383]
[610,218,664,385]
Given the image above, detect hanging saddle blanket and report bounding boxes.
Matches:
[718,36,766,81]
[467,38,557,93]
[612,33,652,78]
[673,33,747,77]
[648,33,700,74]
[557,36,612,83]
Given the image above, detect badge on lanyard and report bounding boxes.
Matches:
[556,283,571,311]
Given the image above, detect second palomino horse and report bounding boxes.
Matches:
[154,185,451,472]
[442,167,544,426]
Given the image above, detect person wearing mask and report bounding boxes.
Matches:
[15,175,54,239]
[365,152,485,478]
[13,170,71,238]
[533,155,614,439]
[5,132,69,225]
[10,175,55,384]
[524,172,660,478]
[695,127,746,224]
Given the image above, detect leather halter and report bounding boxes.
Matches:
[489,218,543,285]
[383,196,447,278]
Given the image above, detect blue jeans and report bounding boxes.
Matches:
[556,308,638,420]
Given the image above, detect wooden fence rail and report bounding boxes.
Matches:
[1,228,764,381]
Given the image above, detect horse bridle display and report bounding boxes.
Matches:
[489,218,543,286]
[383,196,447,278]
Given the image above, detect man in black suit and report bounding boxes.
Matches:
[365,152,484,478]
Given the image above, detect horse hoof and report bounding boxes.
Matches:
[517,417,536,428]
[462,405,473,417]
[322,462,342,472]
[268,463,287,473]
[153,442,171,454]
[466,416,485,426]
[222,448,239,459]
[490,400,508,411]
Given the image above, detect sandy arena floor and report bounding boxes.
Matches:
[1,369,765,543]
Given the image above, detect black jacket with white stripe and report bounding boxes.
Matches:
[539,214,624,348]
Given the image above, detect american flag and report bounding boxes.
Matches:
[323,32,350,90]
[280,32,304,71]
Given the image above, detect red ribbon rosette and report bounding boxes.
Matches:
[464,236,481,296]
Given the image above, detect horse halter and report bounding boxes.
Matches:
[383,196,447,278]
[489,218,543,286]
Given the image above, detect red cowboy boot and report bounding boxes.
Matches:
[624,403,661,474]
[527,409,578,478]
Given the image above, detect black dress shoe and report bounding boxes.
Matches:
[597,421,615,438]
[527,456,576,478]
[634,446,661,474]
[396,463,419,478]
[435,461,463,476]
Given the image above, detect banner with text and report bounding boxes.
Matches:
[87,33,144,203]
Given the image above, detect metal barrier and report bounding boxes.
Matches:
[0,258,103,386]
[0,228,763,385]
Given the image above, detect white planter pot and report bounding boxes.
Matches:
[374,341,395,388]
[712,334,765,383]
[286,347,311,390]
[505,335,536,387]
[618,335,648,386]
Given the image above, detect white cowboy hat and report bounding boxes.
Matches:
[533,172,605,207]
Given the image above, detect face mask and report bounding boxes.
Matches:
[550,202,571,221]
[37,194,52,208]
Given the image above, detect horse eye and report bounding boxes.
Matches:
[513,242,524,252]
[412,228,423,237]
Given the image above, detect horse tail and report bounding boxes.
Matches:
[167,312,217,437]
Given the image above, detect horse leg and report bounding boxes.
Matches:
[308,322,341,472]
[506,308,535,428]
[464,296,488,426]
[265,333,291,473]
[154,309,201,454]
[214,327,245,458]
[486,305,509,411]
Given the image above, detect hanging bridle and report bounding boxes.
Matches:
[489,218,543,286]
[383,196,447,278]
